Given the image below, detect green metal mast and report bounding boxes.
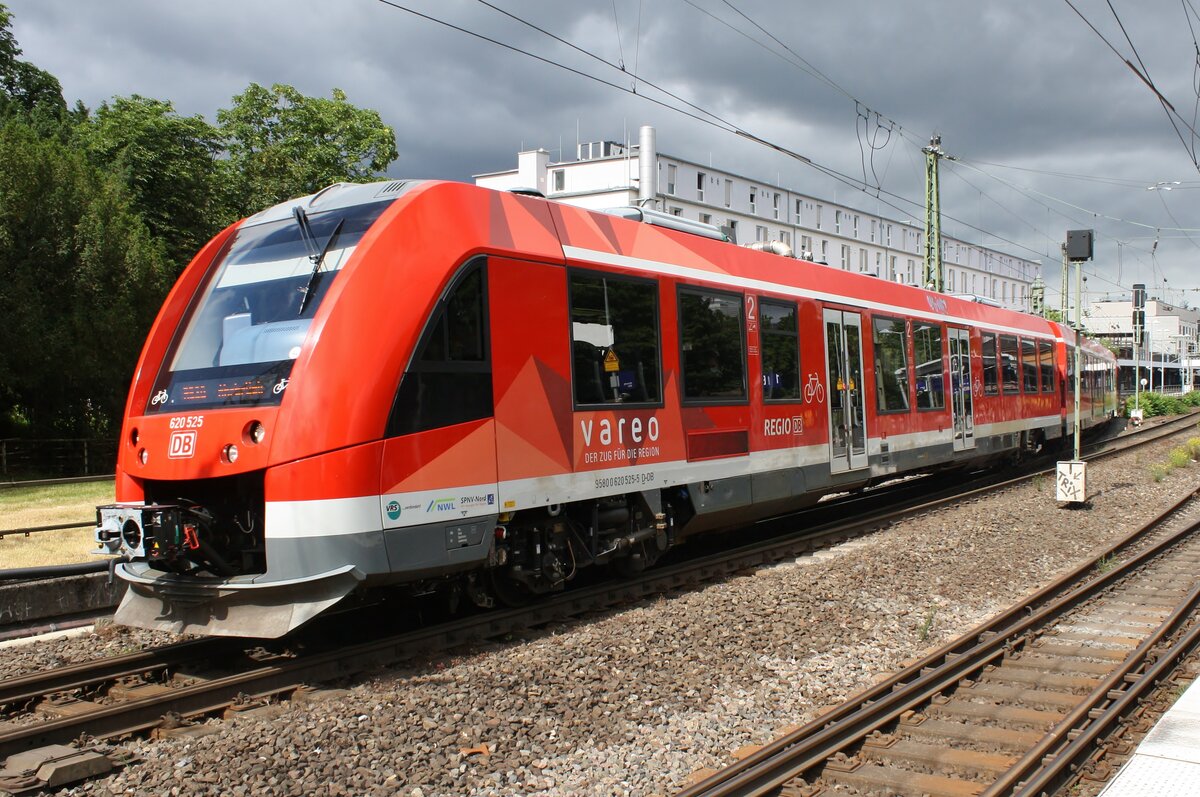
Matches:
[922,136,949,292]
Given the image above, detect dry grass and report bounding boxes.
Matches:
[0,480,116,568]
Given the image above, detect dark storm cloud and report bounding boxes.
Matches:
[7,0,1200,300]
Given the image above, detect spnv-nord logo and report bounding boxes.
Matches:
[385,500,402,521]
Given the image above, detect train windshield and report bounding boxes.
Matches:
[146,198,393,413]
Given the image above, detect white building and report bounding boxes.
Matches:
[475,126,1040,312]
[1087,297,1199,391]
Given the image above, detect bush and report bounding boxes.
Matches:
[1169,447,1193,468]
[1125,390,1200,418]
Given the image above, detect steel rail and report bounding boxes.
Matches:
[677,486,1200,796]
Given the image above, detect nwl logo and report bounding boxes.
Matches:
[168,430,197,459]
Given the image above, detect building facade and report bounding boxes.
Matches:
[475,126,1040,312]
[1087,297,1199,392]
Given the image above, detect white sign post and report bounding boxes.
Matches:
[1056,460,1087,504]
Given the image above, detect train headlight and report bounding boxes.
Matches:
[223,444,239,463]
[129,428,139,447]
[138,448,148,465]
[244,420,266,445]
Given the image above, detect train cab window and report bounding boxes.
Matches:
[679,287,747,402]
[912,322,945,411]
[1038,340,1055,393]
[387,260,492,436]
[981,332,1000,395]
[999,335,1019,393]
[1020,338,1038,393]
[568,271,661,406]
[872,316,910,412]
[760,299,801,401]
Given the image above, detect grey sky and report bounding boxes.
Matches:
[8,0,1200,305]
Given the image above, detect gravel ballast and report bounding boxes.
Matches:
[3,422,1197,796]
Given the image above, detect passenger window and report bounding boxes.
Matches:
[872,316,910,412]
[569,271,661,406]
[760,299,800,401]
[1020,338,1038,393]
[679,287,746,402]
[912,322,944,410]
[388,260,492,436]
[981,331,999,395]
[999,335,1019,394]
[1038,340,1054,393]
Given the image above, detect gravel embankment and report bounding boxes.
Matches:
[2,422,1195,796]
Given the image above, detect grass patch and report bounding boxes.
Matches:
[0,480,115,568]
[1096,554,1118,574]
[1169,447,1194,469]
[1151,463,1173,482]
[918,607,937,641]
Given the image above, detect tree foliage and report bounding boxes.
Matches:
[76,95,227,268]
[219,83,398,216]
[0,6,399,439]
[0,121,171,436]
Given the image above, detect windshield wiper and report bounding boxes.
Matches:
[294,206,344,316]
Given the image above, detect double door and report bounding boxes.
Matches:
[823,309,867,473]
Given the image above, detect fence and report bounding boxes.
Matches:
[0,438,117,481]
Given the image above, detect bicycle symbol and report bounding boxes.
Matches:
[150,389,168,406]
[803,373,825,404]
[273,378,290,395]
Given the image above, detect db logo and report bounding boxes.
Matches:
[168,430,197,459]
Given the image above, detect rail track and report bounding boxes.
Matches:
[680,454,1200,795]
[0,413,1195,770]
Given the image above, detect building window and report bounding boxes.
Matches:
[670,206,682,217]
[907,259,915,283]
[761,299,800,401]
[875,252,882,275]
[749,186,757,214]
[727,219,738,241]
[870,220,876,243]
[859,248,867,272]
[801,235,812,255]
[821,240,828,262]
[840,244,850,270]
[699,213,712,225]
[756,225,769,242]
[873,316,910,412]
[773,193,780,220]
[780,231,791,247]
[724,178,732,208]
[697,171,706,201]
[887,224,893,246]
[948,269,955,291]
[889,255,897,280]
[835,210,842,234]
[913,322,945,410]
[552,169,565,192]
[679,287,746,402]
[667,164,677,195]
[815,204,823,229]
[569,270,662,406]
[853,216,859,238]
[795,199,802,221]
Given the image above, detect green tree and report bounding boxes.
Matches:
[218,83,398,215]
[0,120,170,437]
[0,5,67,134]
[77,95,227,269]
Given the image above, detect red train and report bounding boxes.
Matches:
[94,180,1119,637]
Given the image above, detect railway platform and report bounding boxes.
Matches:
[1100,678,1200,796]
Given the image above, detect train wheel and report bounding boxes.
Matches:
[486,569,534,608]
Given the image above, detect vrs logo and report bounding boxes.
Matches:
[168,430,197,459]
[385,500,402,521]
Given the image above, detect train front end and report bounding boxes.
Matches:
[94,182,403,638]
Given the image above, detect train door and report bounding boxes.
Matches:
[947,327,975,451]
[823,309,868,472]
